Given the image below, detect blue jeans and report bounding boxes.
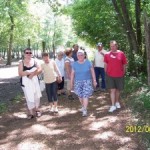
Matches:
[94,67,106,89]
[46,81,58,102]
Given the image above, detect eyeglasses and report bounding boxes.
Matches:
[25,52,32,54]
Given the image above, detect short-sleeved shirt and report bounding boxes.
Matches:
[55,58,65,77]
[41,60,57,83]
[72,59,92,81]
[94,49,107,68]
[104,50,127,77]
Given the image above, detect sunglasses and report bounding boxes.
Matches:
[25,52,32,54]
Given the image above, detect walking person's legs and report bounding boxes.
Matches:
[100,67,106,90]
[46,83,53,111]
[52,82,59,112]
[94,67,100,89]
[108,88,117,112]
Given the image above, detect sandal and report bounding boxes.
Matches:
[36,111,41,117]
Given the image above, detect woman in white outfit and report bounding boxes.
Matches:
[18,48,42,119]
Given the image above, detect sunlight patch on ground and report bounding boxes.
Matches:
[9,129,21,135]
[58,108,77,116]
[96,105,109,111]
[37,114,54,121]
[94,131,115,140]
[96,95,106,100]
[31,124,53,135]
[13,112,27,119]
[89,120,110,130]
[117,136,131,144]
[31,124,65,135]
[17,139,48,150]
[0,67,18,79]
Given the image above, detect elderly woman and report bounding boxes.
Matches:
[70,50,97,117]
[18,48,42,119]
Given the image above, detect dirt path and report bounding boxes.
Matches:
[0,89,146,150]
[0,63,147,150]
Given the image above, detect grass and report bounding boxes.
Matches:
[0,103,7,114]
[0,93,23,114]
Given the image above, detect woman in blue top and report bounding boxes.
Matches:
[71,50,97,117]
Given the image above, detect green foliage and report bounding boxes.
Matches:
[12,94,23,103]
[69,0,127,47]
[123,74,150,148]
[0,103,7,114]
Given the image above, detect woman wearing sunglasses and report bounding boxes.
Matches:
[18,48,42,119]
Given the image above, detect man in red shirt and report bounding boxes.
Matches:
[104,40,127,112]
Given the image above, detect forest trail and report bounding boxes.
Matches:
[0,63,146,150]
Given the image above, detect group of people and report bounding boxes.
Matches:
[18,40,127,119]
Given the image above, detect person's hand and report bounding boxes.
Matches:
[28,72,35,79]
[57,76,62,83]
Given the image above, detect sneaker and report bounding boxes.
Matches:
[54,107,58,113]
[36,111,42,117]
[82,109,87,117]
[115,102,121,108]
[79,107,84,112]
[49,106,54,112]
[108,106,116,112]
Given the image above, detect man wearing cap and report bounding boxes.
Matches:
[94,42,107,91]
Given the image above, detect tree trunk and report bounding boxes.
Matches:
[144,12,150,85]
[28,39,31,48]
[135,0,142,53]
[52,18,56,60]
[112,0,137,75]
[6,15,14,65]
[120,0,139,53]
[42,41,46,52]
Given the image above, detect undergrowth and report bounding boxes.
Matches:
[123,74,150,148]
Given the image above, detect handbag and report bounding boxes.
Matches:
[38,73,45,92]
[39,80,45,92]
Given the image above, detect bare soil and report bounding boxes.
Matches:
[0,64,147,150]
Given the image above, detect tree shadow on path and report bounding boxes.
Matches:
[0,91,146,150]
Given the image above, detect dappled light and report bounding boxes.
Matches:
[17,139,48,150]
[0,90,145,149]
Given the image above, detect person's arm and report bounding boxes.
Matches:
[70,69,75,90]
[53,61,62,82]
[90,66,97,87]
[28,60,42,79]
[18,61,31,77]
[123,64,127,75]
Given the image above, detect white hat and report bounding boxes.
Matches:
[77,49,84,55]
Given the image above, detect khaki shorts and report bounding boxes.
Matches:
[106,74,124,90]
